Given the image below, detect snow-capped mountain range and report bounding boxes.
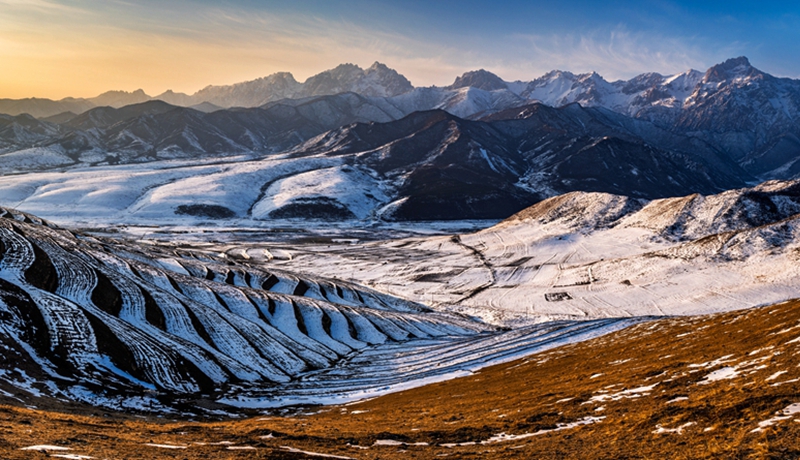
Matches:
[2,57,800,221]
[5,57,799,141]
[0,103,751,223]
[0,62,413,118]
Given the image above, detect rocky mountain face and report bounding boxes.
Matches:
[180,62,414,108]
[676,58,800,178]
[0,113,62,150]
[0,100,755,222]
[4,58,798,182]
[286,110,538,220]
[521,68,704,119]
[518,58,800,179]
[448,69,510,91]
[232,102,743,221]
[0,94,411,164]
[3,57,800,221]
[483,103,747,198]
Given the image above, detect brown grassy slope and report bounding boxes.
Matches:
[4,299,800,459]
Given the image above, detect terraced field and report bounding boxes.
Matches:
[0,207,636,413]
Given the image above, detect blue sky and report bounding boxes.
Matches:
[1,0,798,98]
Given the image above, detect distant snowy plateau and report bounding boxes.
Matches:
[2,57,800,414]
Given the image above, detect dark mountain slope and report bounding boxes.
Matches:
[275,104,748,220]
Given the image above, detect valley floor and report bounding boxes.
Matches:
[181,216,800,328]
[4,298,800,459]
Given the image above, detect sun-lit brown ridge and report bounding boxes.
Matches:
[3,298,800,459]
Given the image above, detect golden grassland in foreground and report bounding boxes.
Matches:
[4,300,800,459]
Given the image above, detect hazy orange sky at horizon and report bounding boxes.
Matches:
[3,0,799,100]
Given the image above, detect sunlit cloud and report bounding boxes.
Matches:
[0,0,80,12]
[0,1,789,99]
[0,1,473,98]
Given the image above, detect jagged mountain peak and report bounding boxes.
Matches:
[95,88,148,98]
[268,71,298,80]
[702,56,762,83]
[448,69,508,91]
[541,69,578,80]
[366,61,391,72]
[621,72,666,94]
[311,62,397,82]
[88,89,152,109]
[238,72,300,88]
[663,69,703,89]
[216,71,300,89]
[365,61,411,82]
[301,62,413,97]
[321,62,363,76]
[573,71,610,85]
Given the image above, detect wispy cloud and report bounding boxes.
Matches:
[0,0,79,12]
[504,26,714,81]
[0,1,784,98]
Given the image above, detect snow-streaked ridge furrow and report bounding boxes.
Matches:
[2,209,549,412]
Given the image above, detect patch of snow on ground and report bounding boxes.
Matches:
[688,355,736,369]
[653,422,695,434]
[700,366,739,383]
[280,446,355,459]
[483,416,606,443]
[782,403,800,415]
[751,403,800,432]
[372,439,429,447]
[771,378,800,387]
[144,443,188,449]
[373,440,405,446]
[766,371,788,381]
[589,384,658,402]
[19,445,70,451]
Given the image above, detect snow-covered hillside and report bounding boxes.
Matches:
[1,103,753,223]
[0,207,640,413]
[3,57,799,183]
[249,181,800,327]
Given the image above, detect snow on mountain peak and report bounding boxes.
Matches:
[702,56,761,84]
[448,69,508,91]
[367,61,392,72]
[620,72,666,95]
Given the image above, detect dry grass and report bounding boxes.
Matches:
[5,299,800,459]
